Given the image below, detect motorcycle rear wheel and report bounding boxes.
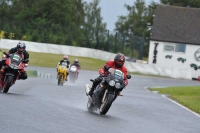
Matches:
[99,94,113,115]
[2,75,13,93]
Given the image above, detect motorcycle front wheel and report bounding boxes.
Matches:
[99,94,114,115]
[58,74,63,86]
[3,75,13,93]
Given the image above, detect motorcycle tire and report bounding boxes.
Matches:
[2,75,13,93]
[99,94,114,115]
[58,74,62,86]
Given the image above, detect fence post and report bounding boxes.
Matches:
[131,34,135,58]
[139,35,144,60]
[67,26,70,45]
[114,32,118,53]
[122,33,124,53]
[106,30,109,51]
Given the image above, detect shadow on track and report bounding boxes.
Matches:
[0,92,28,97]
[85,110,123,121]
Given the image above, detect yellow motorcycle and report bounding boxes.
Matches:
[57,65,68,86]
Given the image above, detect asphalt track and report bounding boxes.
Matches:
[0,66,200,133]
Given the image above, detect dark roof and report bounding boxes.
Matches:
[150,5,200,45]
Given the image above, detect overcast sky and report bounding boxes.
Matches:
[84,0,160,31]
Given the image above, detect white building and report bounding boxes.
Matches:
[148,5,200,80]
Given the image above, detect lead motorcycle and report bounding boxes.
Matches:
[85,68,131,115]
[0,52,28,93]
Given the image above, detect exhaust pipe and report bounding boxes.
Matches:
[85,84,90,96]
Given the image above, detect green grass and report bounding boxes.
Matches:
[29,51,107,71]
[1,48,106,71]
[26,70,37,77]
[149,86,200,114]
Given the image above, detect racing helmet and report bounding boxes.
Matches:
[17,41,26,53]
[114,53,125,68]
[74,59,79,63]
[63,55,68,61]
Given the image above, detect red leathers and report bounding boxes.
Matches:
[98,61,128,85]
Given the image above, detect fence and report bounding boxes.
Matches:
[0,22,146,60]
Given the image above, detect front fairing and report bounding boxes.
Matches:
[105,69,125,90]
[58,65,67,73]
[70,65,77,72]
[5,53,23,70]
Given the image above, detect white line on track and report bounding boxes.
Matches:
[145,86,200,118]
[162,95,200,118]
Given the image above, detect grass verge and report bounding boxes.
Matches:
[149,86,200,114]
[1,48,106,71]
[26,70,37,77]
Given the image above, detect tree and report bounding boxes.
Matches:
[83,0,107,49]
[115,0,148,58]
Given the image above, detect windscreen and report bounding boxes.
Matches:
[108,68,124,79]
[61,62,68,69]
[10,53,22,66]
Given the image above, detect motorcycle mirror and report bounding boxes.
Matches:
[127,75,131,79]
[22,59,29,63]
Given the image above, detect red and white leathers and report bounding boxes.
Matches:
[98,60,128,86]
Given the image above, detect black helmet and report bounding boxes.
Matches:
[74,59,79,63]
[17,41,26,53]
[114,53,125,68]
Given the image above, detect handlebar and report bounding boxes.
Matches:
[3,52,9,57]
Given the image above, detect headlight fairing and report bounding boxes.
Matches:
[109,80,115,86]
[115,83,121,89]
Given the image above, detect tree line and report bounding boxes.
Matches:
[0,0,199,59]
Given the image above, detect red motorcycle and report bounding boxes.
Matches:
[0,52,28,93]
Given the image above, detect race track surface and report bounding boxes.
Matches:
[0,66,200,133]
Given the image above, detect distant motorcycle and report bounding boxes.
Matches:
[85,68,131,115]
[57,64,68,86]
[0,52,28,93]
[69,65,79,83]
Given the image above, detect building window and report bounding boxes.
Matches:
[164,44,186,53]
[175,44,186,52]
[164,45,174,51]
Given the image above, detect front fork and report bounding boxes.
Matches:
[102,89,108,103]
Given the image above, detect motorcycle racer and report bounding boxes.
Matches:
[0,41,29,80]
[88,53,128,97]
[57,55,70,81]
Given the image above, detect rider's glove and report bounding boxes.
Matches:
[3,54,6,58]
[99,69,104,75]
[24,64,28,67]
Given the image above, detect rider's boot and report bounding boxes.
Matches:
[88,82,98,97]
[118,92,123,96]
